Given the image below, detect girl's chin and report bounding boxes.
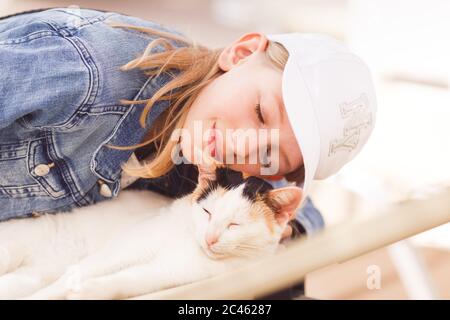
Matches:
[178,144,206,165]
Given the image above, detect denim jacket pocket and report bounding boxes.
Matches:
[26,134,69,199]
[0,135,69,199]
[0,140,48,198]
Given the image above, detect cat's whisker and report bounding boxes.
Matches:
[213,241,264,251]
[233,249,260,258]
[211,243,267,258]
[220,244,260,249]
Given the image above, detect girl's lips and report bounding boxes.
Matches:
[207,121,215,144]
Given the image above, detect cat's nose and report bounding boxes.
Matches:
[206,234,218,247]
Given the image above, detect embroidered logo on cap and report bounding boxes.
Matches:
[328,93,372,156]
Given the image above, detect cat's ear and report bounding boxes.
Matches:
[193,145,222,188]
[266,186,303,226]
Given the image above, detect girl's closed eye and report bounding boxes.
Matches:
[227,222,239,229]
[255,104,272,168]
[255,103,265,125]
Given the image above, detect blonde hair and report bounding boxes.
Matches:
[106,22,304,185]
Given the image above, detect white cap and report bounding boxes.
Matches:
[266,33,377,204]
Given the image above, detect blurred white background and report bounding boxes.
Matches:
[1,0,449,299]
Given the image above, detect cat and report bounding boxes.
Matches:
[0,154,302,300]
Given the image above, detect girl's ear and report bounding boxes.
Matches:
[266,186,303,226]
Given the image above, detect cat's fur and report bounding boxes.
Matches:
[0,157,302,300]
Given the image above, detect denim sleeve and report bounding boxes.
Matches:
[265,178,325,236]
[0,20,91,130]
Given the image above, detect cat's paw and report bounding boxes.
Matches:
[0,246,10,276]
[66,279,113,300]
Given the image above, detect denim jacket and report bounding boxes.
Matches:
[0,8,324,234]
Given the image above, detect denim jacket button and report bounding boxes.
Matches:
[98,180,113,197]
[34,163,52,176]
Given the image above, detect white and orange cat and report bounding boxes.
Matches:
[0,156,302,300]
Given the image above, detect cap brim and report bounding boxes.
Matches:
[282,56,321,208]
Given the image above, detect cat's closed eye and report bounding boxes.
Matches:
[202,207,212,221]
[227,223,239,229]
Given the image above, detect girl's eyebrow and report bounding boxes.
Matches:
[274,90,285,124]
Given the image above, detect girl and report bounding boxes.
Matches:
[0,7,375,240]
